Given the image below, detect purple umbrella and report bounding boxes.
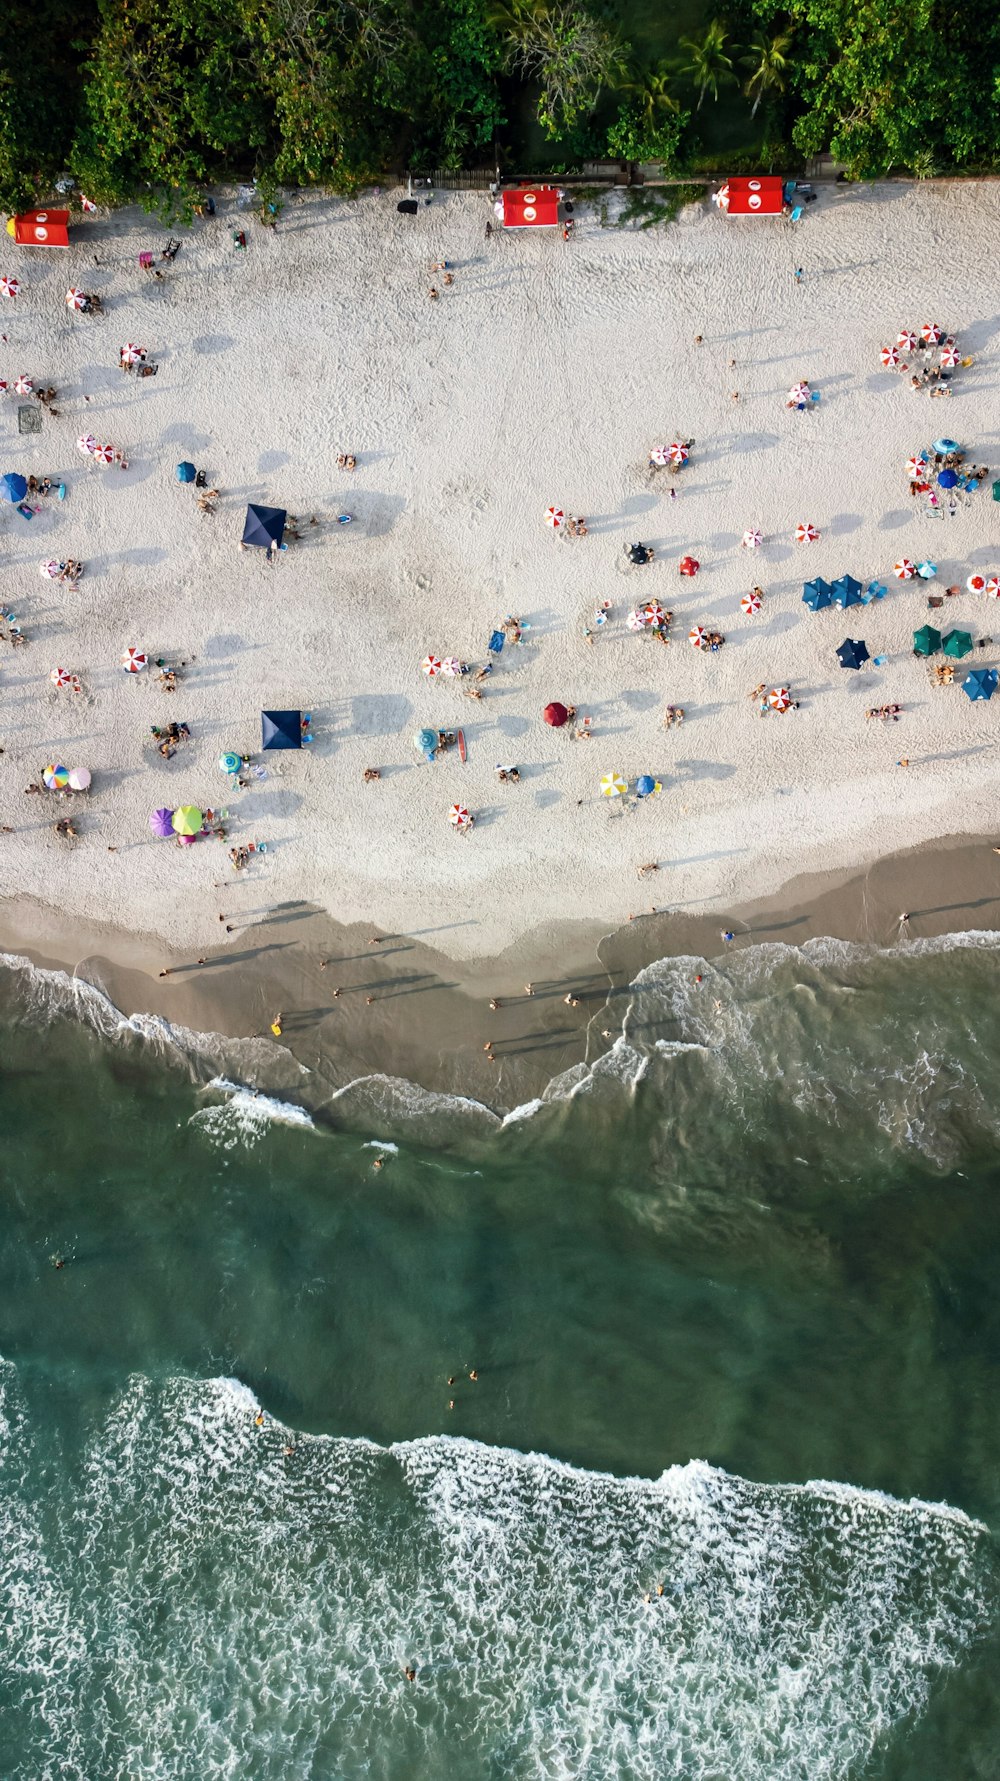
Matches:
[150,807,175,838]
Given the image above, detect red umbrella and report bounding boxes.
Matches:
[897,329,917,350]
[894,559,916,580]
[0,276,19,299]
[880,345,899,368]
[679,555,699,576]
[688,626,708,649]
[50,667,73,688]
[740,591,762,615]
[768,687,791,711]
[668,442,689,465]
[544,506,564,528]
[543,702,569,727]
[939,344,960,369]
[921,322,942,344]
[795,522,819,543]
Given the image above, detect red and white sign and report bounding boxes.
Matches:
[7,209,70,248]
[715,177,784,216]
[501,187,562,228]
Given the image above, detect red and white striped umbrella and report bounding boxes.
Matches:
[39,560,63,579]
[626,608,646,632]
[544,506,564,528]
[122,647,147,673]
[905,455,927,478]
[93,443,115,464]
[967,574,987,594]
[0,276,19,299]
[939,344,960,369]
[668,441,689,465]
[787,383,811,404]
[80,194,98,213]
[13,375,32,395]
[77,433,97,455]
[986,578,1000,599]
[642,601,666,627]
[66,288,86,310]
[768,686,791,712]
[421,654,443,677]
[649,447,669,466]
[0,381,7,393]
[894,559,916,580]
[795,522,819,543]
[740,590,762,615]
[921,322,942,344]
[741,527,762,549]
[897,329,917,350]
[49,667,73,688]
[448,804,471,829]
[880,345,899,368]
[120,343,145,365]
[688,626,708,649]
[440,657,462,677]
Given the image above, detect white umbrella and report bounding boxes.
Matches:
[121,647,147,672]
[987,578,1000,599]
[39,560,64,579]
[92,443,115,464]
[68,767,91,791]
[626,608,646,632]
[0,276,19,299]
[787,382,811,404]
[741,527,762,549]
[894,559,916,580]
[795,522,819,543]
[448,804,471,829]
[600,773,627,797]
[688,626,708,649]
[668,442,689,465]
[421,654,443,677]
[897,329,917,350]
[921,322,942,344]
[649,447,669,466]
[768,687,791,712]
[80,194,98,213]
[77,433,97,455]
[905,455,927,478]
[13,375,32,395]
[50,667,73,688]
[880,345,899,367]
[642,601,666,628]
[66,288,86,311]
[440,657,463,677]
[740,590,762,615]
[120,343,145,365]
[940,345,960,369]
[544,506,564,528]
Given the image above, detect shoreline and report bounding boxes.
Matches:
[4,829,1000,1114]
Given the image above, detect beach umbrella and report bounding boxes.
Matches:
[943,629,974,659]
[938,469,958,489]
[543,701,569,728]
[768,687,791,712]
[77,433,97,455]
[649,447,669,467]
[414,727,438,755]
[641,601,666,628]
[261,710,302,750]
[242,503,286,549]
[940,344,960,369]
[986,578,1000,599]
[836,637,870,670]
[39,560,63,579]
[933,438,960,453]
[880,345,899,368]
[175,461,196,483]
[544,506,564,528]
[49,666,73,687]
[448,804,471,828]
[80,194,98,213]
[905,455,927,478]
[92,443,115,464]
[795,522,819,543]
[219,752,242,774]
[626,608,646,631]
[120,343,145,365]
[787,382,811,404]
[741,527,762,549]
[0,380,7,392]
[668,442,689,465]
[421,654,443,677]
[1,471,27,503]
[121,647,147,672]
[966,574,987,594]
[629,543,653,565]
[921,322,942,344]
[802,577,833,612]
[13,375,32,395]
[0,276,19,299]
[43,763,69,790]
[913,625,942,656]
[150,808,175,838]
[679,554,699,575]
[916,561,937,579]
[440,657,463,677]
[68,767,91,791]
[688,626,708,649]
[635,774,660,797]
[740,590,762,615]
[963,668,998,701]
[66,288,86,310]
[893,559,916,580]
[897,329,917,349]
[600,773,627,798]
[831,574,863,609]
[171,806,203,836]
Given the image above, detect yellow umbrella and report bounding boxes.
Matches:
[171,805,203,836]
[600,773,627,798]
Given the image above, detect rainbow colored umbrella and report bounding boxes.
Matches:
[43,763,69,790]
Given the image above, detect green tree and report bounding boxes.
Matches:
[605,98,688,167]
[623,62,680,132]
[740,28,791,117]
[676,20,735,111]
[501,1,627,138]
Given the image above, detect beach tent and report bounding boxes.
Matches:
[714,177,785,216]
[913,625,942,656]
[6,209,70,248]
[802,577,833,612]
[499,187,563,228]
[243,503,286,549]
[836,638,870,669]
[831,574,864,609]
[963,668,998,701]
[261,709,302,749]
[943,629,974,659]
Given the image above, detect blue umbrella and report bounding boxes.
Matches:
[916,561,937,578]
[963,668,998,701]
[414,727,438,756]
[836,637,870,670]
[933,438,960,454]
[937,469,957,489]
[831,574,863,609]
[635,774,659,797]
[1,472,27,503]
[802,577,833,612]
[175,461,196,483]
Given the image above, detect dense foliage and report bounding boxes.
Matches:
[2,0,1000,215]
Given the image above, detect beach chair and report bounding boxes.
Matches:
[790,205,804,223]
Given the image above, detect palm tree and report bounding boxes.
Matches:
[676,21,735,111]
[741,29,792,118]
[624,62,680,131]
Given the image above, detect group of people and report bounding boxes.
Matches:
[150,721,191,760]
[865,703,903,722]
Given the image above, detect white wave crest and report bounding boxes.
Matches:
[189,1077,316,1149]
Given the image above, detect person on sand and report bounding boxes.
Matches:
[270,1014,283,1036]
[563,993,580,1006]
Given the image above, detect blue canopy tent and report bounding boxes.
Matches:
[1,472,27,503]
[831,574,864,610]
[963,668,998,702]
[243,503,287,549]
[802,578,833,612]
[836,638,870,670]
[261,709,302,749]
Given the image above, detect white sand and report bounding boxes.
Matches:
[1,181,999,963]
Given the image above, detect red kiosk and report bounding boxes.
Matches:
[498,187,565,229]
[714,177,785,216]
[6,209,71,247]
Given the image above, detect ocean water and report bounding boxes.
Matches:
[2,935,1000,1778]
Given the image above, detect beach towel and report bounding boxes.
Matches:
[488,630,505,655]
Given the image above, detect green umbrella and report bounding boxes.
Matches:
[943,629,974,659]
[913,624,941,657]
[171,805,203,836]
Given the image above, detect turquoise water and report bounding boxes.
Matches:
[2,935,1000,1777]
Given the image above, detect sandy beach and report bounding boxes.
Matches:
[3,179,1000,1095]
